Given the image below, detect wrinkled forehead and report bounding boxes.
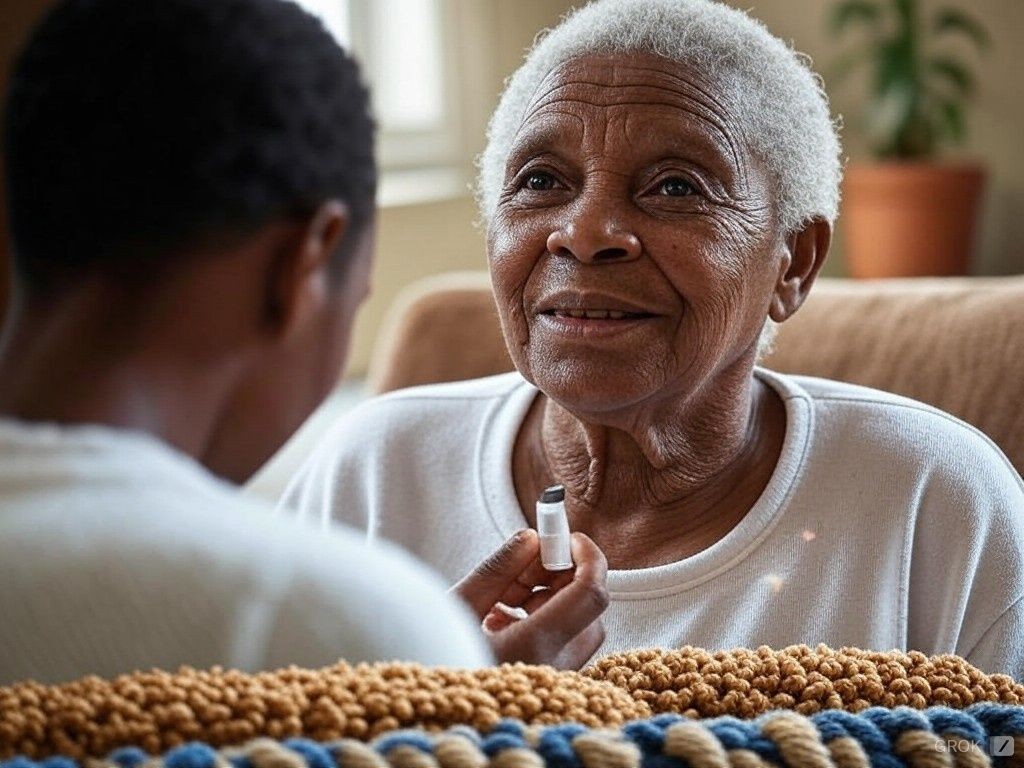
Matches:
[523,52,740,115]
[512,52,751,180]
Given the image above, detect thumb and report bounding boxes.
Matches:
[450,530,539,619]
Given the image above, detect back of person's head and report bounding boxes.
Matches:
[4,0,376,294]
[2,0,379,482]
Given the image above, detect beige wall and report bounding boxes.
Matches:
[729,0,1024,278]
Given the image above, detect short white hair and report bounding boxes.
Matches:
[476,0,842,234]
[476,0,843,358]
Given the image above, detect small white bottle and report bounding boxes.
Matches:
[537,484,573,571]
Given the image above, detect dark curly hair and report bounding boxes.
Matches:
[3,0,376,294]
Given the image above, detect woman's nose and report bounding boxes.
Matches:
[546,219,642,264]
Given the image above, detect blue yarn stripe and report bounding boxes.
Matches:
[481,733,528,757]
[490,720,526,737]
[639,754,685,768]
[164,743,219,768]
[108,747,148,768]
[925,707,987,743]
[622,720,666,753]
[374,732,434,754]
[536,729,582,768]
[284,739,336,768]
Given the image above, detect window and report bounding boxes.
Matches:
[294,0,464,198]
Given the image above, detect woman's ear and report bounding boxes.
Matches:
[769,218,831,323]
[265,200,350,338]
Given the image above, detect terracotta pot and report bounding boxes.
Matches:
[841,163,985,278]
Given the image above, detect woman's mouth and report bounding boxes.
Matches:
[543,308,653,320]
[537,307,658,337]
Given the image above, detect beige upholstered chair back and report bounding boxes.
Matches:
[368,273,1024,477]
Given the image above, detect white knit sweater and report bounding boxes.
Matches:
[282,369,1024,677]
[0,419,491,685]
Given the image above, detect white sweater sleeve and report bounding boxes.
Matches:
[964,596,1024,678]
[904,417,1024,678]
[277,402,385,532]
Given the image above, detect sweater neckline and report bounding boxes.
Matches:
[476,368,813,598]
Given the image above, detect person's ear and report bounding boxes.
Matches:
[266,200,349,337]
[768,218,831,323]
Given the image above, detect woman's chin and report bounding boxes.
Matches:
[529,359,662,416]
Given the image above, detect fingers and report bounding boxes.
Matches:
[492,555,568,609]
[482,607,515,633]
[518,533,609,654]
[459,531,611,670]
[450,530,539,619]
[513,570,574,614]
[483,570,573,633]
[487,533,609,667]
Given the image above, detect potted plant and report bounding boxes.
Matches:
[829,0,989,277]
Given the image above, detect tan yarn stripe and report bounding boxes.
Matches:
[937,732,992,768]
[336,741,391,768]
[488,748,544,768]
[893,731,954,768]
[381,745,439,768]
[662,721,731,768]
[571,732,641,768]
[947,741,989,768]
[431,735,487,768]
[239,739,308,768]
[823,735,871,768]
[759,712,833,768]
[724,748,775,768]
[520,727,543,749]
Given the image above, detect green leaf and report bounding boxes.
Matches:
[874,40,917,98]
[935,97,966,143]
[928,55,975,96]
[829,0,882,36]
[933,7,990,50]
[866,75,917,149]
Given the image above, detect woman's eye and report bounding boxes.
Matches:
[658,177,696,197]
[524,171,557,191]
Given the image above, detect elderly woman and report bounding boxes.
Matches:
[283,0,1024,674]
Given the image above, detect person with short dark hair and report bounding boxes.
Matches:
[0,0,608,684]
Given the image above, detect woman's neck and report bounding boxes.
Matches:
[512,366,786,569]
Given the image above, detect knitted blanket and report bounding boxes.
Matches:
[2,645,1022,763]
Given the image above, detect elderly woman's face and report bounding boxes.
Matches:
[488,53,788,414]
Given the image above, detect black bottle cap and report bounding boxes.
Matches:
[540,484,565,503]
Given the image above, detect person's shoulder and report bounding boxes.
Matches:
[765,369,1023,497]
[0,442,491,670]
[223,507,493,667]
[781,371,994,440]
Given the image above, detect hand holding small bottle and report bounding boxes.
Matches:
[451,493,608,670]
